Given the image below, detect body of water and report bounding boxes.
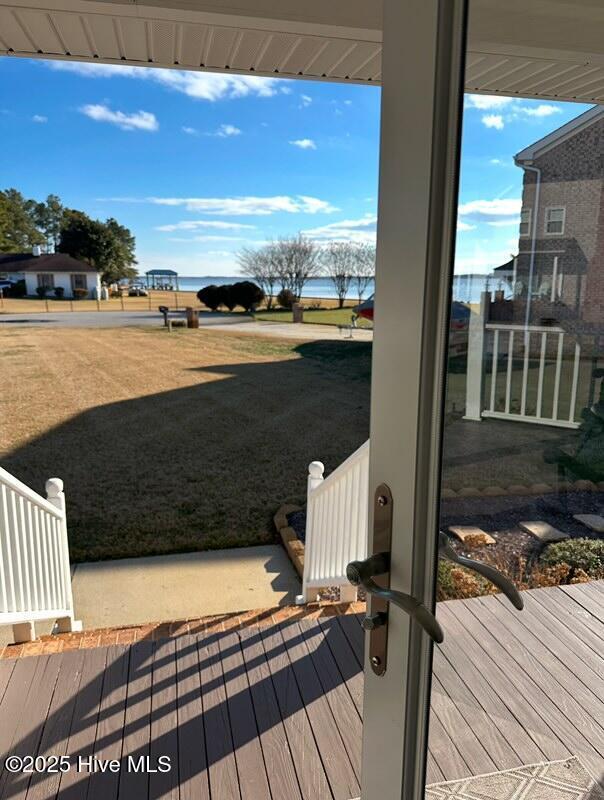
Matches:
[163,273,511,303]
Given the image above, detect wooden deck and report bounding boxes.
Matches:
[0,581,602,799]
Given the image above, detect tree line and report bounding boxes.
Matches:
[236,236,375,309]
[0,188,137,283]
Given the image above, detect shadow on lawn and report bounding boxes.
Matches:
[2,340,372,562]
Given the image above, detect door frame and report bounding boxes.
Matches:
[361,1,467,797]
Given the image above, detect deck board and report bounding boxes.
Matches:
[0,582,602,798]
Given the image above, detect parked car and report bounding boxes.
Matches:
[0,279,16,292]
[128,285,149,297]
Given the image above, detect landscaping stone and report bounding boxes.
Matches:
[529,483,554,495]
[574,480,598,492]
[482,486,507,497]
[457,487,482,497]
[448,526,496,545]
[273,504,302,535]
[573,514,604,534]
[519,520,569,543]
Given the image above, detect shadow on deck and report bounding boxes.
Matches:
[0,582,602,799]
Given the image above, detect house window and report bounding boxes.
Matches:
[519,208,532,237]
[70,274,87,291]
[545,207,565,235]
[37,273,54,289]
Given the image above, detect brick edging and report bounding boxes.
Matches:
[443,479,604,498]
[0,600,366,660]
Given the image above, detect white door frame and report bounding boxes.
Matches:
[361,1,467,798]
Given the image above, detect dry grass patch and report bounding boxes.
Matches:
[1,326,370,562]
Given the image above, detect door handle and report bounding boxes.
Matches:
[347,553,445,643]
[438,532,524,610]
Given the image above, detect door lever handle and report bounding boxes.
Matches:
[438,532,524,610]
[347,553,445,643]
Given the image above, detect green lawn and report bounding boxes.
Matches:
[255,306,373,327]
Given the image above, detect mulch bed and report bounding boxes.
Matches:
[289,490,603,580]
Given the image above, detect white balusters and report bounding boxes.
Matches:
[482,323,582,429]
[299,441,369,604]
[0,467,81,642]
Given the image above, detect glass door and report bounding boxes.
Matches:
[357,1,604,798]
[430,0,604,792]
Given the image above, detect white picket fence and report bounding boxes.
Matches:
[465,293,582,429]
[298,440,369,604]
[0,467,81,642]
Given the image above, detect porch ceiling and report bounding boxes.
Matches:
[1,0,604,103]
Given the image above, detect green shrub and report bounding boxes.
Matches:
[54,286,65,299]
[277,288,295,309]
[541,538,604,576]
[36,285,49,298]
[9,279,26,297]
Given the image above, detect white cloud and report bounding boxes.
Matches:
[489,158,502,165]
[519,104,561,117]
[32,114,47,123]
[487,218,521,227]
[465,94,514,110]
[300,95,312,107]
[156,220,256,232]
[458,198,521,222]
[482,114,504,130]
[212,124,241,137]
[168,235,246,242]
[80,104,158,131]
[104,194,338,216]
[302,214,377,244]
[457,221,476,231]
[48,61,290,101]
[289,138,317,150]
[182,126,198,135]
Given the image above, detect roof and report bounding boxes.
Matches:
[515,105,604,164]
[0,253,97,273]
[5,2,604,103]
[145,269,178,276]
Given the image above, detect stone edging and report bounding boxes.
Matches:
[273,503,305,578]
[443,479,604,498]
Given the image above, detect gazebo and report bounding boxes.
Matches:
[145,269,179,290]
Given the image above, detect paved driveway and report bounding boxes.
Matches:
[0,310,373,340]
[0,310,250,328]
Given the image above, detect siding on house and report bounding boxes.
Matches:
[513,111,604,333]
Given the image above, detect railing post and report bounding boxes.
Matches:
[46,478,82,634]
[464,290,490,421]
[307,461,324,495]
[296,461,325,605]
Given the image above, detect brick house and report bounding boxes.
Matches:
[509,105,604,338]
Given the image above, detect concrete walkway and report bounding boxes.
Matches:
[0,544,300,645]
[0,309,373,339]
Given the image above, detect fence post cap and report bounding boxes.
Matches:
[308,461,324,479]
[46,477,64,497]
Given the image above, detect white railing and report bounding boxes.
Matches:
[482,324,581,429]
[465,293,582,429]
[298,440,369,604]
[0,467,81,642]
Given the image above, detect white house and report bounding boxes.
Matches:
[0,249,101,299]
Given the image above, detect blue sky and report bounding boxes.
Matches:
[0,56,592,276]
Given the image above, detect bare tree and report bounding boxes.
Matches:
[273,234,321,301]
[320,242,355,308]
[351,243,376,303]
[237,245,279,309]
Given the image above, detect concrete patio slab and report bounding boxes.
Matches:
[0,544,300,645]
